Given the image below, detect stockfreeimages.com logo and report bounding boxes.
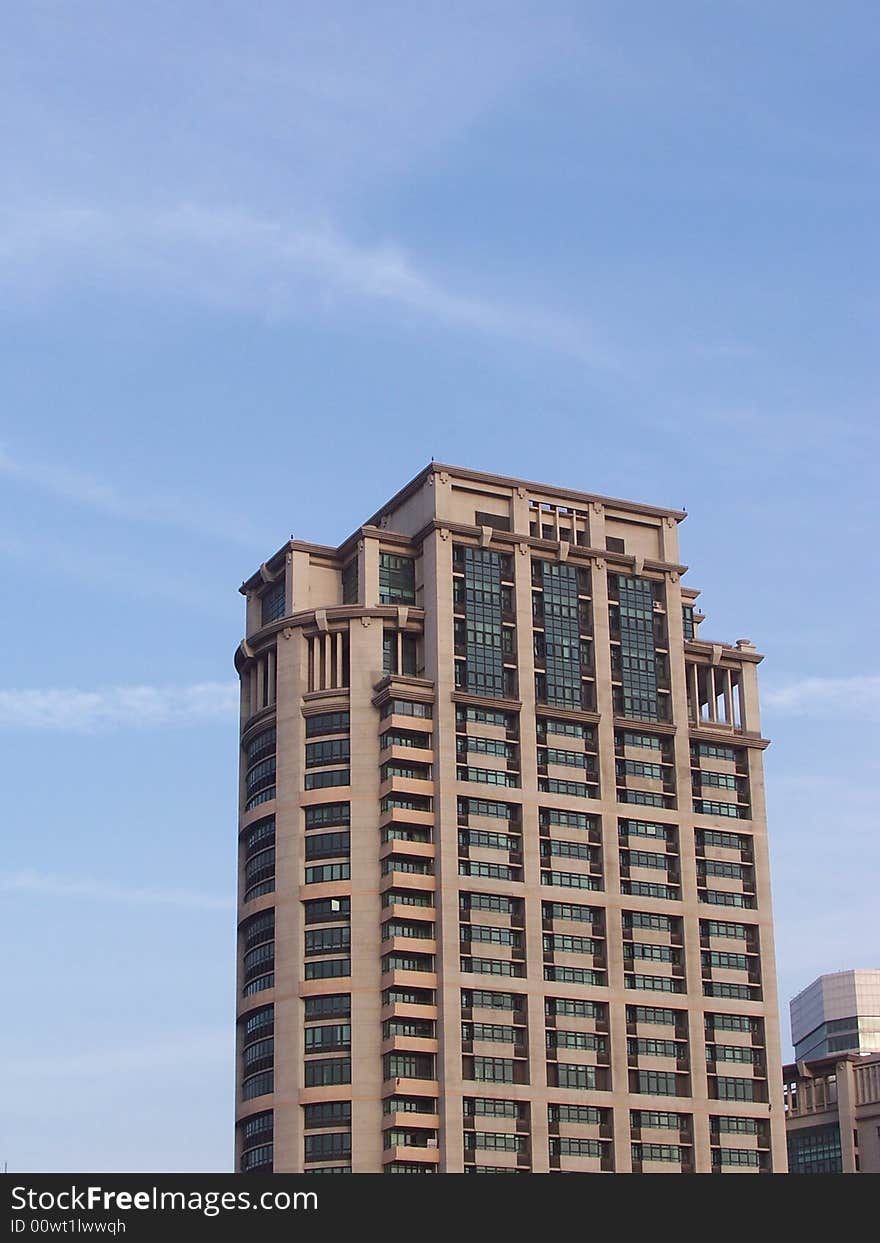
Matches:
[10,1185,317,1222]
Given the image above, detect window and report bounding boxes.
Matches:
[245,757,276,808]
[304,1059,351,1087]
[461,924,521,947]
[628,1038,682,1059]
[541,870,600,891]
[380,699,432,720]
[633,1143,684,1163]
[540,838,595,862]
[304,897,350,925]
[243,1038,274,1073]
[464,1132,525,1152]
[240,1144,273,1173]
[304,994,350,1020]
[541,808,595,832]
[305,926,350,956]
[545,997,602,1019]
[379,553,416,605]
[694,799,746,819]
[462,956,524,977]
[458,828,520,853]
[539,777,594,800]
[454,545,513,699]
[462,1022,523,1045]
[464,1098,526,1119]
[304,1023,351,1052]
[612,574,662,720]
[305,863,350,884]
[260,580,285,625]
[543,901,596,924]
[305,958,351,980]
[305,832,350,861]
[457,765,520,788]
[242,1070,274,1100]
[627,1006,676,1026]
[626,942,675,962]
[305,712,351,738]
[543,965,603,986]
[706,1013,761,1036]
[462,893,521,915]
[635,1071,679,1096]
[631,1110,686,1130]
[384,761,432,782]
[625,912,673,932]
[241,1111,274,1146]
[341,559,358,605]
[462,989,524,1012]
[305,1133,351,1162]
[619,818,674,841]
[471,1057,515,1083]
[555,1064,597,1090]
[532,559,591,710]
[383,728,432,750]
[713,1077,757,1102]
[549,1104,604,1125]
[243,1005,274,1040]
[305,802,350,829]
[625,974,682,994]
[700,890,756,909]
[305,769,350,790]
[383,1053,435,1081]
[383,631,419,676]
[547,1030,605,1052]
[786,1123,842,1174]
[306,738,351,768]
[459,861,522,882]
[543,933,596,956]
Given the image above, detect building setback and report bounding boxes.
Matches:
[234,463,787,1174]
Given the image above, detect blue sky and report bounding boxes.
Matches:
[0,1,877,1172]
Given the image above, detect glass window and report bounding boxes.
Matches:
[260,580,285,626]
[379,553,416,605]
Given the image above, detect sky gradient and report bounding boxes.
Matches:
[1,2,877,1172]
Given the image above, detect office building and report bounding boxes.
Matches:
[790,970,880,1063]
[234,463,787,1174]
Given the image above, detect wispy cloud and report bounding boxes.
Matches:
[3,1028,231,1079]
[763,675,880,720]
[0,202,615,367]
[0,869,233,911]
[0,442,259,547]
[0,682,237,731]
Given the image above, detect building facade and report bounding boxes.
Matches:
[784,1052,880,1173]
[790,970,880,1063]
[234,463,787,1174]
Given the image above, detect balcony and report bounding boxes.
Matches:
[382,1145,440,1166]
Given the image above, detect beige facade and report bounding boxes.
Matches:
[784,1053,880,1173]
[233,463,787,1174]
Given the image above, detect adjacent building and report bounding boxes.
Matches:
[790,970,880,1063]
[234,463,787,1174]
[784,970,880,1173]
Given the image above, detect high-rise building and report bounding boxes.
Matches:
[234,463,787,1174]
[783,970,880,1173]
[790,970,880,1063]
